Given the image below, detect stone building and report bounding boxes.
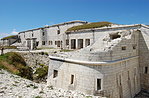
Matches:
[18,21,87,50]
[47,23,149,98]
[0,35,18,46]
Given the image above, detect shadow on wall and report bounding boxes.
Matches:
[139,31,149,91]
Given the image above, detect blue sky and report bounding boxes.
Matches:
[0,0,149,38]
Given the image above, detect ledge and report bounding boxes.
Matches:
[49,55,139,66]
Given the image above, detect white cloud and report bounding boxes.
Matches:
[11,29,18,35]
[0,29,18,39]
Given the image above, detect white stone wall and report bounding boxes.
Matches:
[18,21,86,49]
[139,26,149,90]
[48,28,141,98]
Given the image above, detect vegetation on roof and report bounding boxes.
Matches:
[1,35,17,40]
[67,21,113,32]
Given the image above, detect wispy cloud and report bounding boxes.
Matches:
[11,29,18,35]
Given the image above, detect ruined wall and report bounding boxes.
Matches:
[20,52,50,71]
[48,29,141,98]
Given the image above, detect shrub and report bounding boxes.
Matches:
[34,66,48,79]
[0,52,33,80]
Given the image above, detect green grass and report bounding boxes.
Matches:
[60,49,74,52]
[0,52,33,80]
[67,21,112,32]
[34,65,48,80]
[1,35,17,40]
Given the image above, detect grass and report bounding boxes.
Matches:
[60,49,74,52]
[34,65,48,80]
[0,46,17,49]
[66,21,112,32]
[1,35,17,40]
[0,52,33,80]
[35,96,42,98]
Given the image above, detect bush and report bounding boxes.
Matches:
[34,66,48,80]
[0,52,33,80]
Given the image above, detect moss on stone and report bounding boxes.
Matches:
[67,21,112,32]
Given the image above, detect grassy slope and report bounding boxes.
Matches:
[0,52,33,80]
[67,21,112,32]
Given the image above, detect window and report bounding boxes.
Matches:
[78,39,83,49]
[71,75,74,84]
[145,67,148,74]
[55,41,57,45]
[42,41,45,45]
[66,39,69,45]
[110,33,121,40]
[49,41,53,45]
[133,45,137,50]
[42,32,45,36]
[57,30,60,34]
[71,39,76,49]
[85,39,90,47]
[32,33,34,37]
[122,46,126,50]
[53,70,58,78]
[57,41,61,47]
[97,79,101,90]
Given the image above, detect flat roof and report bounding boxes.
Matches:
[18,20,87,34]
[66,24,149,34]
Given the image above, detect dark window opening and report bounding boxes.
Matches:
[122,46,126,50]
[57,30,60,34]
[32,33,34,37]
[36,41,39,46]
[71,75,74,84]
[110,33,121,40]
[49,41,53,45]
[42,32,45,36]
[97,79,101,90]
[78,39,83,49]
[42,41,45,45]
[71,39,76,49]
[85,39,90,47]
[55,41,57,45]
[145,67,148,74]
[53,70,58,78]
[57,41,61,47]
[133,45,136,50]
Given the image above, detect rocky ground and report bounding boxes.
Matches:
[0,69,102,98]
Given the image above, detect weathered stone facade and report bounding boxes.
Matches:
[18,21,87,50]
[47,24,149,98]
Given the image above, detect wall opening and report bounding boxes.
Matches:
[57,41,61,47]
[122,46,126,50]
[97,79,101,90]
[78,39,83,49]
[71,75,74,84]
[53,70,58,78]
[85,39,90,47]
[57,30,60,34]
[145,67,148,74]
[42,41,45,45]
[110,33,121,40]
[133,45,137,50]
[71,39,76,49]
